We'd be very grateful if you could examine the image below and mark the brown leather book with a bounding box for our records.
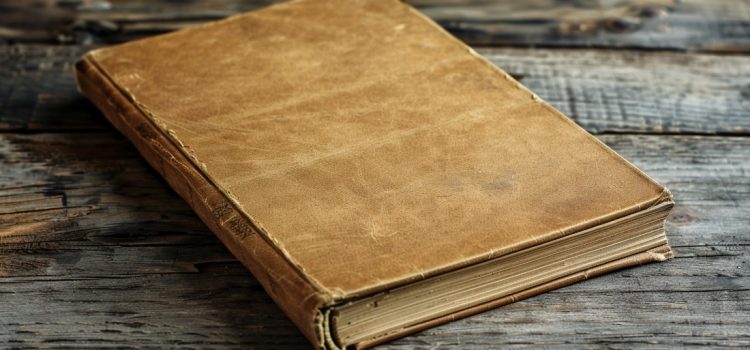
[74,0,674,348]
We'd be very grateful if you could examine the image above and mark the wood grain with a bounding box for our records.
[0,45,105,131]
[1,132,748,349]
[1,1,749,348]
[414,0,750,53]
[483,48,750,135]
[0,133,310,349]
[2,45,748,134]
[2,0,749,52]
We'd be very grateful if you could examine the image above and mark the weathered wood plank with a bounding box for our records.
[1,132,747,349]
[2,0,749,52]
[484,48,750,134]
[0,133,309,349]
[2,45,748,134]
[0,45,106,131]
[415,0,750,53]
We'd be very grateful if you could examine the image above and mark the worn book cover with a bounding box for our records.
[74,0,673,348]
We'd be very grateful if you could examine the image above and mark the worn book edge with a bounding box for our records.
[352,244,673,350]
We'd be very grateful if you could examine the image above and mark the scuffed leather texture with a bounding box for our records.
[75,0,672,348]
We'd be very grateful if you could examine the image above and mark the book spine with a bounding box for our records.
[74,57,333,349]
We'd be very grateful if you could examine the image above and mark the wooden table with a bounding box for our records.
[1,1,748,348]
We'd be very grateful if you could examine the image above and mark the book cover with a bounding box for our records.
[74,0,673,348]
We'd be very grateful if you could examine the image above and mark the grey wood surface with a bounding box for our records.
[1,0,749,349]
[2,0,750,52]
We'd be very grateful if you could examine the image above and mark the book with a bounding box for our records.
[73,0,674,348]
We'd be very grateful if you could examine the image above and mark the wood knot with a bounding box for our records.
[640,7,668,18]
[669,208,695,225]
[605,17,641,33]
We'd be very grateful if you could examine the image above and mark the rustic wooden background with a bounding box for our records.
[1,0,748,349]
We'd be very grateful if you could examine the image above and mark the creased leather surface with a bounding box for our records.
[74,0,673,348]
